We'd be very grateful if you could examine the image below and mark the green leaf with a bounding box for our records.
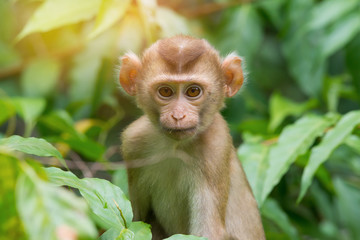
[16,0,102,41]
[298,110,360,202]
[16,163,97,240]
[260,113,339,205]
[128,222,152,240]
[215,5,263,63]
[334,178,360,239]
[0,99,15,126]
[21,58,61,98]
[0,135,64,162]
[89,0,131,39]
[321,12,360,58]
[164,234,207,240]
[261,198,300,240]
[269,93,317,131]
[306,0,358,30]
[117,228,135,240]
[45,167,133,229]
[12,97,46,126]
[62,136,105,161]
[323,76,342,112]
[238,134,269,204]
[40,110,80,137]
[345,135,360,155]
[113,168,129,199]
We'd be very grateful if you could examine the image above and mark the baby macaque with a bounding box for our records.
[119,35,265,240]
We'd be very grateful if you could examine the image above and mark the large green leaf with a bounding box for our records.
[260,113,339,205]
[261,198,300,240]
[0,135,64,163]
[215,5,263,63]
[238,134,269,204]
[45,167,133,229]
[298,110,360,202]
[321,11,360,58]
[334,178,360,240]
[20,58,61,98]
[306,0,358,30]
[16,163,97,240]
[89,0,131,39]
[164,234,207,240]
[269,93,317,131]
[16,0,102,41]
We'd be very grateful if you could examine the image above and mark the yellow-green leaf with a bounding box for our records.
[16,0,101,41]
[89,0,131,39]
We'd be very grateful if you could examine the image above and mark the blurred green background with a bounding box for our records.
[1,0,360,239]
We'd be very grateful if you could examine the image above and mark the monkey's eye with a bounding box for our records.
[185,86,202,98]
[158,86,174,98]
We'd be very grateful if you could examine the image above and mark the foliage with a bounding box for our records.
[1,0,360,239]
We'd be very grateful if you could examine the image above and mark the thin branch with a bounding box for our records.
[69,151,93,178]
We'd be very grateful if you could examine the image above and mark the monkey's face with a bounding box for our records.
[147,79,218,140]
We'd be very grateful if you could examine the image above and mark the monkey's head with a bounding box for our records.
[119,35,244,140]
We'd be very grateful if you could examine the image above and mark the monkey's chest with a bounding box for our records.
[141,158,195,234]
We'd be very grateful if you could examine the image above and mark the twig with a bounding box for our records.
[69,151,93,178]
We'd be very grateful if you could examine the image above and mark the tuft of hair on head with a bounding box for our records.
[157,35,206,72]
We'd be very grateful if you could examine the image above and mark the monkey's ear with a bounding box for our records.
[222,54,244,97]
[119,52,142,96]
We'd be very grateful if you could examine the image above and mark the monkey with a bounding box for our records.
[119,35,265,240]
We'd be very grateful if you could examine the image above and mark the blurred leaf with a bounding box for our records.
[20,58,60,98]
[12,97,46,126]
[16,0,102,41]
[269,93,317,131]
[238,135,269,204]
[261,113,339,205]
[113,168,129,199]
[62,136,105,161]
[346,33,360,97]
[164,234,207,240]
[16,163,97,240]
[299,110,360,202]
[321,11,360,58]
[306,0,358,30]
[0,99,15,126]
[215,5,263,63]
[116,10,145,54]
[261,198,300,240]
[334,178,360,239]
[0,155,25,239]
[89,0,131,39]
[345,135,360,155]
[0,42,21,69]
[41,110,80,137]
[155,7,189,38]
[323,76,342,112]
[45,167,133,229]
[0,135,64,162]
[258,0,286,30]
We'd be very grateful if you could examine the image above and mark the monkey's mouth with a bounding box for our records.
[162,127,197,133]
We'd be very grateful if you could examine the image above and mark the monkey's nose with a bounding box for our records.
[171,114,186,121]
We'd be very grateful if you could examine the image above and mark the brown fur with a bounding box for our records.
[119,36,265,240]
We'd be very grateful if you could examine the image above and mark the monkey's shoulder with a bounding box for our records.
[121,115,156,142]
